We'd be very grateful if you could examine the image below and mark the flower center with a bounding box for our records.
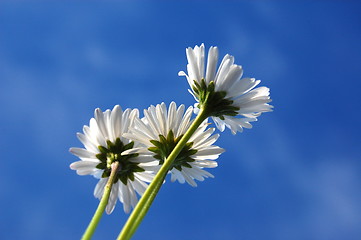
[148,130,197,171]
[192,79,240,119]
[95,138,143,185]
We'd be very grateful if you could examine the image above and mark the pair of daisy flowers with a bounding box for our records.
[70,44,273,214]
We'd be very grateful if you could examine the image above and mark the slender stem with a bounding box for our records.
[82,161,120,240]
[117,108,209,240]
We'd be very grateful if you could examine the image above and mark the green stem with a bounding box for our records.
[117,108,209,240]
[82,161,120,240]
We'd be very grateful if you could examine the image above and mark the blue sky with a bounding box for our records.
[1,1,361,240]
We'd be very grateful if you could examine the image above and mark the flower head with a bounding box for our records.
[123,102,224,187]
[70,106,157,214]
[179,43,273,134]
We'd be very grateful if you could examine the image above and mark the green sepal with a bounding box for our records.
[96,162,106,169]
[123,141,134,151]
[185,142,194,149]
[166,130,174,142]
[149,130,198,172]
[148,147,158,153]
[133,166,145,172]
[98,146,108,154]
[150,140,163,149]
[102,170,110,178]
[119,174,128,185]
[94,138,145,185]
[182,162,192,168]
[128,173,135,181]
[96,153,107,162]
[188,149,198,156]
[191,79,240,118]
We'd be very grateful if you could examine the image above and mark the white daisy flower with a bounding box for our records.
[123,102,224,187]
[178,43,273,134]
[69,105,157,214]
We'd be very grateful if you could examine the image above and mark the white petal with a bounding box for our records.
[173,104,185,135]
[69,148,96,159]
[94,178,107,199]
[227,78,260,98]
[155,102,167,136]
[188,119,209,142]
[94,108,108,139]
[144,107,162,136]
[214,54,234,88]
[120,182,131,214]
[104,109,112,139]
[235,98,272,110]
[237,105,273,114]
[195,43,205,80]
[196,146,224,156]
[212,117,226,132]
[133,156,158,164]
[170,168,185,183]
[121,147,149,155]
[77,133,98,153]
[135,172,154,183]
[132,178,148,196]
[130,117,158,142]
[127,181,138,208]
[218,65,243,92]
[193,153,221,160]
[189,125,213,145]
[180,168,197,187]
[106,182,119,214]
[76,169,95,176]
[193,133,219,149]
[176,106,193,137]
[89,118,106,147]
[185,166,205,181]
[178,70,187,77]
[205,46,219,84]
[193,160,218,168]
[119,108,131,135]
[235,86,270,103]
[70,160,99,170]
[111,105,123,140]
[185,63,195,86]
[167,102,177,132]
[83,125,100,148]
[186,46,201,82]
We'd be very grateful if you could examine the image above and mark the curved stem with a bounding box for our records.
[82,161,119,240]
[117,108,209,240]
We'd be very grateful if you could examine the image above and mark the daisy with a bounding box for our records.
[69,105,157,214]
[178,43,273,134]
[123,102,224,187]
